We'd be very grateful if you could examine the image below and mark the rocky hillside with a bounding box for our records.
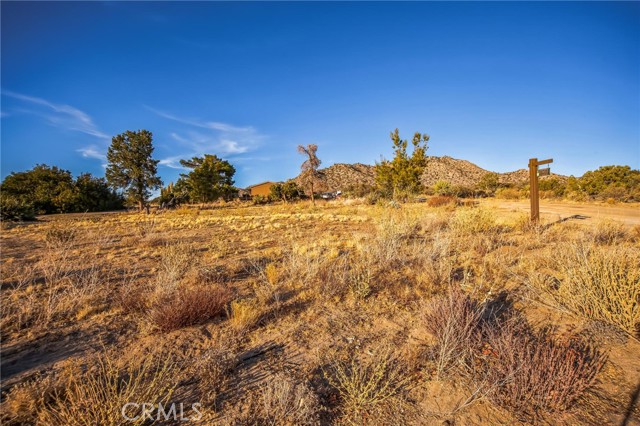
[293,157,566,192]
[294,163,375,192]
[499,168,568,185]
[421,156,489,187]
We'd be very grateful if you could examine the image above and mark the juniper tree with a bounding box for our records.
[375,129,429,200]
[179,154,236,203]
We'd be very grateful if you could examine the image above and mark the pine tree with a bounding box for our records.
[106,130,162,211]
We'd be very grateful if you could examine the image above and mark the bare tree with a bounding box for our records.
[297,144,321,206]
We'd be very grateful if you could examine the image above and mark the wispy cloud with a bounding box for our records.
[77,145,106,161]
[146,106,256,134]
[77,145,108,167]
[158,155,187,170]
[147,106,266,167]
[2,89,109,140]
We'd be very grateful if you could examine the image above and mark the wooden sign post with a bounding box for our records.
[528,157,553,223]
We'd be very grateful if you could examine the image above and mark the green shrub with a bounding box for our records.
[252,195,270,205]
[433,180,454,196]
[0,195,36,221]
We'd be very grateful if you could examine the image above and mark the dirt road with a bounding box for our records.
[481,199,640,226]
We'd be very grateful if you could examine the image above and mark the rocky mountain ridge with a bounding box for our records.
[293,156,566,192]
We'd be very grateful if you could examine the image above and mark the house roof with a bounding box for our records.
[245,181,279,190]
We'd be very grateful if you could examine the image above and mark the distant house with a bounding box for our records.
[246,181,277,197]
[237,188,251,200]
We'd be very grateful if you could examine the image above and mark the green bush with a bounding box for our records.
[252,195,270,205]
[0,195,36,221]
[433,180,454,196]
[1,165,124,214]
[581,165,639,196]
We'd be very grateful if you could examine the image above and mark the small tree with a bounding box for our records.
[375,129,429,200]
[270,181,302,203]
[297,144,321,206]
[106,130,162,211]
[74,173,124,211]
[179,154,236,203]
[478,172,500,195]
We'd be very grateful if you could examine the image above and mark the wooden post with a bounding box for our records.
[529,158,539,222]
[528,157,553,223]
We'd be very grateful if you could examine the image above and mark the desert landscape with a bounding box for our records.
[2,2,639,425]
[1,195,639,425]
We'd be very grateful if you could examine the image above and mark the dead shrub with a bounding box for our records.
[227,298,263,332]
[368,215,416,267]
[149,285,232,332]
[44,225,77,249]
[155,244,198,293]
[478,318,607,418]
[1,374,59,425]
[256,373,321,425]
[346,250,374,300]
[424,289,607,420]
[117,282,148,315]
[191,343,236,408]
[423,288,484,377]
[427,195,457,208]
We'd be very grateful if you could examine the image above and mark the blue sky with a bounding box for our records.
[2,1,639,188]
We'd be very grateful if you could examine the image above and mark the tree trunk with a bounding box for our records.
[138,200,144,212]
[310,181,315,206]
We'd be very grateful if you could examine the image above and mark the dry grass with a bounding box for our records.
[427,195,457,208]
[244,373,322,426]
[324,349,409,425]
[450,207,499,234]
[556,242,640,335]
[3,353,178,426]
[227,298,263,332]
[1,201,636,426]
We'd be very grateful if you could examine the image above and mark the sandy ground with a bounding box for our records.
[481,199,640,226]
